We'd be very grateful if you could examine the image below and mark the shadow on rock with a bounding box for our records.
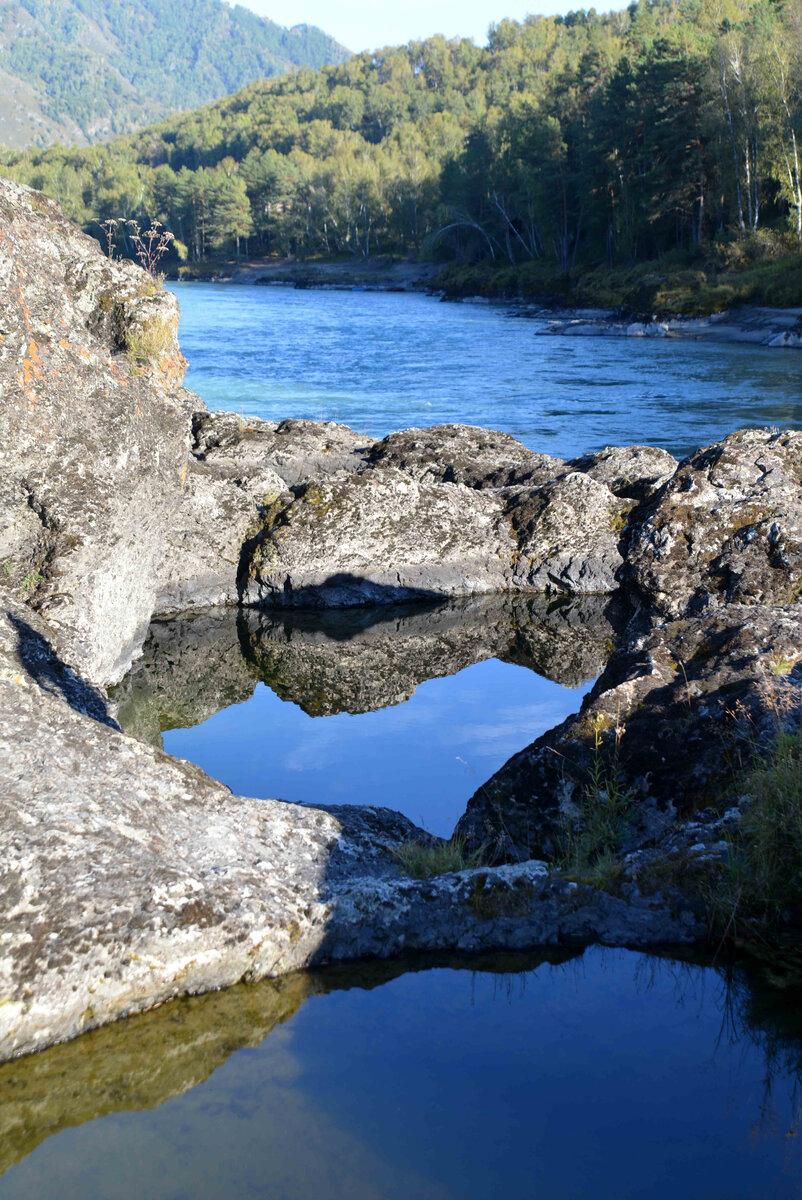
[6,611,117,728]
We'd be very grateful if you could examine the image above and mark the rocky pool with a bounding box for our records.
[3,285,800,1198]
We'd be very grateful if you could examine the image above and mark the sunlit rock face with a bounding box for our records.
[627,429,802,618]
[366,423,565,490]
[0,178,192,685]
[568,444,677,503]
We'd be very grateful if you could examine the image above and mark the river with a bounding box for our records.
[3,285,801,1199]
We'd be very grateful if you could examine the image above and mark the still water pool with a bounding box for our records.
[171,282,802,459]
[113,596,607,836]
[5,288,801,1198]
[2,948,801,1199]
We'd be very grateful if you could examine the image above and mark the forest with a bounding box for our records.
[2,0,802,306]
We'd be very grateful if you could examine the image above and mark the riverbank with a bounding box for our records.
[172,251,802,349]
[173,254,442,291]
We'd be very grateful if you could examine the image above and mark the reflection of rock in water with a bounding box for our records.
[111,608,257,746]
[0,947,578,1180]
[3,946,801,1180]
[113,594,620,735]
[0,972,316,1179]
[244,593,620,715]
[501,593,619,689]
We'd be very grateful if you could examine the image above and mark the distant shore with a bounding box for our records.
[170,255,802,350]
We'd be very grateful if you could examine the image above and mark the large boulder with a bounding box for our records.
[243,467,516,607]
[241,462,632,609]
[367,423,565,489]
[0,178,192,685]
[456,604,802,862]
[627,429,802,618]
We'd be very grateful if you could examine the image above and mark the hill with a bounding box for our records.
[0,0,350,147]
[2,0,801,312]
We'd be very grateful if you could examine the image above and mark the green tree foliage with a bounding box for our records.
[2,0,802,270]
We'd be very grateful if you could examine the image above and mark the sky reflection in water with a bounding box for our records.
[1,948,801,1200]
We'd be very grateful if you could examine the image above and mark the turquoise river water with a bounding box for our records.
[3,286,801,1199]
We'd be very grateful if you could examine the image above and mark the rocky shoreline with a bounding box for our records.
[1,178,800,1063]
[530,305,802,349]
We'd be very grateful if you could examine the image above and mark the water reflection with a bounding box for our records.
[112,595,618,833]
[114,593,618,744]
[1,948,801,1198]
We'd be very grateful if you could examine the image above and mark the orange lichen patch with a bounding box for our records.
[137,404,142,419]
[18,339,46,397]
[179,461,188,490]
[15,268,32,333]
[157,351,188,387]
[59,338,70,350]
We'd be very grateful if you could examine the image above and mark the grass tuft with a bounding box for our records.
[391,836,484,879]
[724,727,802,926]
[125,317,174,364]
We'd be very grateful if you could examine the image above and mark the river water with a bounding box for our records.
[4,286,801,1198]
[173,283,801,459]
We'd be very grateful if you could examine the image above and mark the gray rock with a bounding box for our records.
[627,428,802,617]
[193,412,373,487]
[2,183,797,1070]
[457,603,802,862]
[243,467,517,607]
[367,423,565,489]
[155,457,287,613]
[569,444,678,502]
[0,178,192,686]
[505,472,633,594]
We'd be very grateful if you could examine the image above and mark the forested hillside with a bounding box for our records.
[3,0,802,308]
[0,0,349,147]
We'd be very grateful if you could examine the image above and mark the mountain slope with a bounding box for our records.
[0,0,350,147]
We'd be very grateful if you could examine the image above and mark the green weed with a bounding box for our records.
[391,835,485,879]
